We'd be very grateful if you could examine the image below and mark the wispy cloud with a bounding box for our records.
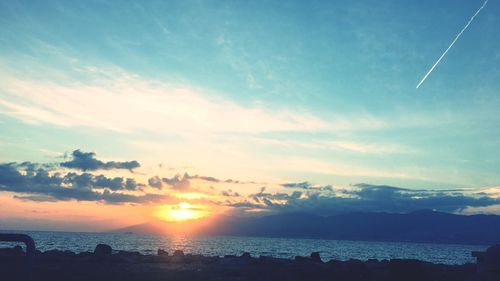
[324,141,413,154]
[0,63,329,134]
[0,56,448,136]
[273,156,422,180]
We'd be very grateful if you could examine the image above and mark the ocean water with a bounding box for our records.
[0,230,487,265]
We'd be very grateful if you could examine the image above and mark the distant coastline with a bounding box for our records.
[115,210,500,246]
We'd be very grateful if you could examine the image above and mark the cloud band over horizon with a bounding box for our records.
[1,149,499,219]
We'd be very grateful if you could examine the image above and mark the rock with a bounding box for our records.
[116,250,140,256]
[0,246,486,281]
[310,252,321,262]
[240,252,251,259]
[202,256,219,264]
[111,250,141,263]
[0,246,24,256]
[171,250,186,263]
[295,255,309,262]
[43,249,63,257]
[474,244,500,281]
[173,250,184,257]
[77,251,93,258]
[389,259,429,281]
[94,244,112,256]
[343,259,367,272]
[365,259,385,270]
[38,249,76,262]
[13,245,23,253]
[63,250,76,256]
[485,244,500,265]
[180,254,204,264]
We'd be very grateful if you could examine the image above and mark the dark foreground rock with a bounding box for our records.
[0,244,498,281]
[94,244,112,256]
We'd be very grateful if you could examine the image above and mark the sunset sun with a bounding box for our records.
[162,202,207,222]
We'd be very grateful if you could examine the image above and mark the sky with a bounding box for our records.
[0,0,499,231]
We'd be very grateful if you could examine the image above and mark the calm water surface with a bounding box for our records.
[0,230,487,265]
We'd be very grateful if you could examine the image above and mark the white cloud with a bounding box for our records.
[0,65,329,134]
[276,156,422,180]
[459,204,500,215]
[0,56,449,137]
[237,136,414,154]
[323,140,414,154]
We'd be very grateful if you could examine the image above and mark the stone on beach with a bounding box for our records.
[1,243,499,281]
[294,252,322,263]
[0,245,24,256]
[173,250,184,257]
[473,244,500,281]
[94,244,112,256]
[310,252,321,262]
[240,252,251,259]
[157,249,168,256]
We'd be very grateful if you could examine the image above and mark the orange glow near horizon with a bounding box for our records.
[160,202,208,222]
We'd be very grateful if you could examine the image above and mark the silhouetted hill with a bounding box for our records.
[115,210,500,245]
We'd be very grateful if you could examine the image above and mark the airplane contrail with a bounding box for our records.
[416,0,489,89]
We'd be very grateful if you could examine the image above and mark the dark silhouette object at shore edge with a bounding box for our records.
[472,245,500,281]
[1,235,500,280]
[0,233,36,278]
[94,244,112,256]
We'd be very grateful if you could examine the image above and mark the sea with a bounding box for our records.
[0,230,488,265]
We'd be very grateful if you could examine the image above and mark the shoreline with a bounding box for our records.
[1,244,499,281]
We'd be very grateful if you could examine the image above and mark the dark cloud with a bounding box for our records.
[186,174,220,182]
[60,150,140,172]
[281,181,313,189]
[94,175,126,190]
[148,176,163,189]
[99,190,168,204]
[149,172,255,191]
[0,163,168,204]
[162,173,191,191]
[342,184,500,213]
[62,172,138,191]
[223,179,257,184]
[281,181,333,191]
[125,178,139,190]
[321,185,333,192]
[241,183,500,215]
[159,172,224,191]
[154,173,219,191]
[3,152,500,215]
[224,201,265,209]
[13,194,59,202]
[221,189,240,197]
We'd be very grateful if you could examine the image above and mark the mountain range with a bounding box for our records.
[114,210,500,245]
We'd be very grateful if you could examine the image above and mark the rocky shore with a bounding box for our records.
[1,244,499,281]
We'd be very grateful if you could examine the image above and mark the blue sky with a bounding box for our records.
[1,0,499,194]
